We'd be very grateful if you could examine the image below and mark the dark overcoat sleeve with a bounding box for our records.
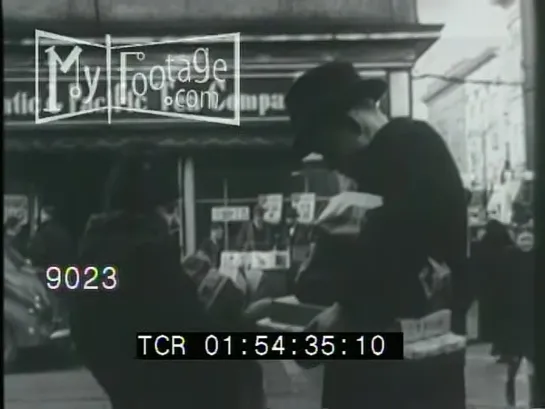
[337,119,469,330]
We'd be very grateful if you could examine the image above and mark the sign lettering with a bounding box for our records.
[4,77,291,125]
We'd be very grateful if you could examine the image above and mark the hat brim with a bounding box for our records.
[291,78,388,159]
[352,78,388,103]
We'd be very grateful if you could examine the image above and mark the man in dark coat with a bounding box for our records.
[493,228,534,407]
[235,204,274,251]
[285,61,469,409]
[471,219,515,346]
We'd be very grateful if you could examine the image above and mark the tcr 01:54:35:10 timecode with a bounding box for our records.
[44,266,119,291]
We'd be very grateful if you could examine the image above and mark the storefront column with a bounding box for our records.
[29,185,39,236]
[183,157,197,256]
[388,70,412,117]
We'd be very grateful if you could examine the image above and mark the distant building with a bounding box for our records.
[490,0,534,170]
[423,43,527,224]
[422,47,502,189]
[417,0,530,224]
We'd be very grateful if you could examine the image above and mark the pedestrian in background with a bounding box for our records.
[11,221,31,258]
[199,223,224,268]
[235,204,274,251]
[471,219,515,350]
[492,228,534,408]
[29,206,76,283]
[274,205,300,250]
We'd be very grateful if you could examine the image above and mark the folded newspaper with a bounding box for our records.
[314,191,383,237]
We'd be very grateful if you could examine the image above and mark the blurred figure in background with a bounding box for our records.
[29,206,76,276]
[492,228,534,408]
[235,204,273,251]
[158,200,184,257]
[199,223,224,268]
[274,206,300,250]
[471,219,516,350]
[4,216,22,246]
[11,221,31,258]
[275,206,304,291]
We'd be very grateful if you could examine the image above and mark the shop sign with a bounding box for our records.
[220,251,245,270]
[4,195,29,224]
[291,193,316,224]
[258,194,283,224]
[248,251,277,270]
[4,76,292,125]
[211,206,250,222]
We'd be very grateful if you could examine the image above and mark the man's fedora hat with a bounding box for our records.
[285,61,387,158]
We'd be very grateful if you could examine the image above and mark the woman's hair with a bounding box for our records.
[103,151,174,213]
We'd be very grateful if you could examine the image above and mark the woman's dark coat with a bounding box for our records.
[68,211,263,409]
[296,118,468,409]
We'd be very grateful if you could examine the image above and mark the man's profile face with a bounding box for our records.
[301,102,386,171]
[348,105,387,147]
[313,114,361,170]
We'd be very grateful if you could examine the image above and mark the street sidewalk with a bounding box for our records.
[4,344,531,409]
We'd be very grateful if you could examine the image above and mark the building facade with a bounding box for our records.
[488,0,534,170]
[4,0,441,255]
[422,0,531,223]
[422,48,501,188]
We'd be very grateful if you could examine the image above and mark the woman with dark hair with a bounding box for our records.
[471,219,516,347]
[68,152,264,409]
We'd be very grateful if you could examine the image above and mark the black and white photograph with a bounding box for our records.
[3,0,538,408]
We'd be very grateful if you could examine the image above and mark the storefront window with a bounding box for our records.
[193,151,345,252]
[194,152,295,250]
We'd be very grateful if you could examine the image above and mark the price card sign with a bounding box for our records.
[258,194,283,224]
[4,195,28,224]
[249,251,276,270]
[211,206,250,222]
[291,193,316,224]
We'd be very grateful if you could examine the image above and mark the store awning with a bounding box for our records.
[4,125,292,152]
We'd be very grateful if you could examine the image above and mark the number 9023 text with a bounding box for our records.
[45,266,119,291]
